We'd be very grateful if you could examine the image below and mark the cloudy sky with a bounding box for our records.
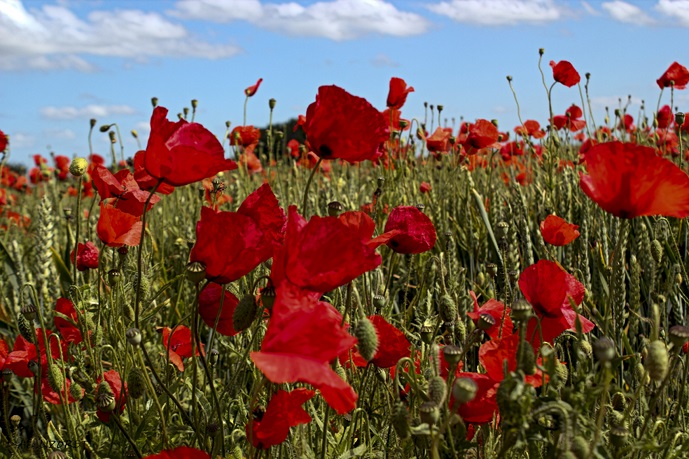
[1,0,688,165]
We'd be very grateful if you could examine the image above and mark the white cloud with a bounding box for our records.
[43,128,76,140]
[427,0,563,26]
[371,53,400,68]
[40,104,137,120]
[5,132,35,149]
[580,2,600,16]
[589,95,643,109]
[173,0,430,40]
[656,0,689,26]
[602,1,655,25]
[0,0,241,71]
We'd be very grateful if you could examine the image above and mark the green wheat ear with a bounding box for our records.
[35,195,58,302]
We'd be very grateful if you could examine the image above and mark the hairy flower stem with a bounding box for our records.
[301,157,323,217]
[72,176,83,283]
[111,412,142,458]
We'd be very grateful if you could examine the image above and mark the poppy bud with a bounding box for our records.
[452,377,478,404]
[69,157,88,177]
[21,303,37,322]
[208,348,220,366]
[185,261,206,284]
[439,294,457,324]
[133,275,150,302]
[427,376,447,406]
[126,327,142,346]
[517,340,536,375]
[645,340,668,382]
[372,294,386,312]
[539,48,545,55]
[90,118,97,128]
[391,402,411,439]
[327,201,344,217]
[109,130,116,143]
[151,97,158,107]
[676,112,685,126]
[2,369,12,382]
[354,317,379,362]
[47,364,64,393]
[17,314,35,343]
[577,339,592,359]
[399,119,409,129]
[553,361,568,388]
[128,368,146,399]
[191,99,198,109]
[611,391,626,411]
[233,294,258,333]
[269,98,276,110]
[334,360,347,382]
[69,382,84,401]
[99,124,112,133]
[593,336,615,363]
[419,401,440,426]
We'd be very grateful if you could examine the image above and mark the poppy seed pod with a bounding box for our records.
[17,314,34,343]
[259,285,276,311]
[510,299,532,323]
[96,390,116,413]
[420,325,435,345]
[327,201,344,217]
[20,303,37,322]
[126,327,142,346]
[669,325,689,348]
[354,317,379,362]
[452,377,478,404]
[69,157,88,177]
[645,340,669,382]
[477,313,496,331]
[233,294,258,333]
[419,401,440,426]
[69,382,84,401]
[185,261,206,284]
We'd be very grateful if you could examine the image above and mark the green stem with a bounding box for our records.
[301,157,323,217]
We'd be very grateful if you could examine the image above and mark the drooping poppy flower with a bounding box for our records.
[462,119,501,154]
[245,78,263,97]
[299,85,389,163]
[198,283,240,336]
[96,202,143,248]
[54,298,83,344]
[656,105,673,130]
[452,372,499,424]
[230,126,261,154]
[142,446,210,459]
[190,183,286,284]
[387,77,414,110]
[0,130,7,153]
[270,206,382,295]
[579,141,689,219]
[341,315,410,369]
[144,106,237,187]
[539,215,580,246]
[251,287,358,414]
[247,388,315,449]
[70,241,99,271]
[549,60,580,87]
[159,325,203,372]
[514,120,545,139]
[656,62,689,90]
[518,260,594,345]
[96,370,127,423]
[383,206,436,254]
[467,291,512,340]
[420,182,432,194]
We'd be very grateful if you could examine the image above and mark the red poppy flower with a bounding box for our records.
[656,105,673,129]
[70,241,99,271]
[0,130,7,153]
[133,151,175,194]
[387,77,414,110]
[190,183,285,284]
[34,154,47,166]
[300,85,389,163]
[553,105,586,132]
[270,206,382,295]
[420,182,432,194]
[144,106,237,187]
[230,126,261,154]
[198,283,240,336]
[452,372,499,424]
[96,202,143,248]
[382,108,410,132]
[518,260,594,345]
[426,127,452,155]
[0,339,8,371]
[657,62,689,89]
[6,330,65,378]
[240,150,263,174]
[286,139,301,159]
[245,78,263,97]
[143,447,210,459]
[54,155,70,180]
[549,60,580,87]
[580,141,689,219]
[539,215,580,246]
[462,119,501,154]
[467,291,512,340]
[40,374,82,405]
[383,206,436,254]
[96,370,127,422]
[251,288,358,414]
[247,388,315,449]
[55,298,82,344]
[160,325,203,372]
[478,332,544,387]
[341,315,410,369]
[514,120,545,139]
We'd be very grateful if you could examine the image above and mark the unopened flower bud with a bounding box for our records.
[233,294,258,332]
[354,316,379,362]
[151,97,158,107]
[69,157,88,177]
[427,376,447,406]
[645,340,668,382]
[439,294,457,324]
[99,124,112,133]
[128,368,146,399]
[69,382,84,401]
[47,364,64,393]
[269,98,276,110]
[126,327,142,346]
[391,402,410,439]
[259,285,276,311]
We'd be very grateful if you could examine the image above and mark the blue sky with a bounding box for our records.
[1,0,688,165]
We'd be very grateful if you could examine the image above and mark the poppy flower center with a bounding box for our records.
[319,145,333,157]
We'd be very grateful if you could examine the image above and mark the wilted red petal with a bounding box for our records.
[579,141,689,218]
[383,206,436,254]
[539,214,580,246]
[657,61,689,90]
[247,388,314,449]
[245,78,263,97]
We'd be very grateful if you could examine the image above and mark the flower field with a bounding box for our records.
[1,57,689,459]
